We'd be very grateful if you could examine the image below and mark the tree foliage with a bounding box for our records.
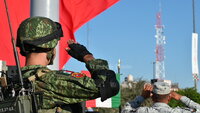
[120,79,153,108]
[93,81,200,113]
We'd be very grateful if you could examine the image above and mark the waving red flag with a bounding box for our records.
[59,0,119,69]
[0,0,29,66]
[0,0,119,69]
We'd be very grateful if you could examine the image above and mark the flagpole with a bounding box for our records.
[192,0,198,90]
[192,0,196,33]
[30,0,60,70]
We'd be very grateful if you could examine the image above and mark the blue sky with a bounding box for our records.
[65,0,200,91]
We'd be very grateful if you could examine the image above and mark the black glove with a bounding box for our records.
[67,43,92,62]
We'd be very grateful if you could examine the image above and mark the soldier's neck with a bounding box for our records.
[154,100,169,104]
[25,53,49,66]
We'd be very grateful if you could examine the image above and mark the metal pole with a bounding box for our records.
[153,62,156,79]
[192,0,198,91]
[31,0,60,70]
[4,0,25,92]
[192,0,196,33]
[193,74,198,91]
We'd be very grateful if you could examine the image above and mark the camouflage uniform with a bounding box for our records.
[21,59,108,109]
[17,17,119,113]
[121,96,200,113]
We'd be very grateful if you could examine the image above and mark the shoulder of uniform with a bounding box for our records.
[37,68,51,75]
[28,68,51,81]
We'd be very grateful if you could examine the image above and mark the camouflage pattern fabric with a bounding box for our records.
[122,96,200,113]
[38,107,71,113]
[21,59,109,110]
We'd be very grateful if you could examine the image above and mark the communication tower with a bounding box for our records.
[154,12,166,80]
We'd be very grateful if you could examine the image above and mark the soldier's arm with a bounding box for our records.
[66,40,119,102]
[66,39,109,71]
[121,83,152,113]
[84,55,119,102]
[83,54,95,62]
[121,96,145,113]
[171,92,200,112]
[180,96,200,111]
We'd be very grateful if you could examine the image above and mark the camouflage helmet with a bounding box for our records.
[17,16,63,56]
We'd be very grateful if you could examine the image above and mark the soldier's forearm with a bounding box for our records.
[129,96,145,108]
[121,96,144,113]
[85,59,109,73]
[180,96,200,110]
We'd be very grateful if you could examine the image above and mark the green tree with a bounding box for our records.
[169,88,200,108]
[121,79,153,108]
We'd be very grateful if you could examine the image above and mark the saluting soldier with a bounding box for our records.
[16,16,119,113]
[121,82,200,113]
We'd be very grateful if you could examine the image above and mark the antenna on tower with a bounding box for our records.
[159,0,162,12]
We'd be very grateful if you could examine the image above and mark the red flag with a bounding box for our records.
[0,0,29,66]
[0,0,119,68]
[59,0,119,69]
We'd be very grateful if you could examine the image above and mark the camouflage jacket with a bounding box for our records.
[121,96,200,113]
[21,59,109,109]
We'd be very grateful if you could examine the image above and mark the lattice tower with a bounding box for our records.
[154,12,166,80]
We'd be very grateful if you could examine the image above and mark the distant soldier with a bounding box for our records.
[121,82,200,113]
[16,16,119,113]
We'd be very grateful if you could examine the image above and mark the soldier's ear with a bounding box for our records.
[46,48,56,65]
